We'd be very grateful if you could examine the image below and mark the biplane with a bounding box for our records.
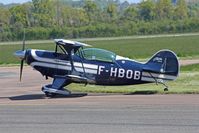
[14,39,179,97]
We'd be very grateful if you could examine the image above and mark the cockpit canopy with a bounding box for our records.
[79,48,116,63]
[54,39,116,63]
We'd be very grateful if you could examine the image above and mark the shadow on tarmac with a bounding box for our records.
[3,90,158,101]
[125,90,158,95]
[9,93,88,100]
[9,94,45,100]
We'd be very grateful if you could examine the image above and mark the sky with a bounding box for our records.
[0,0,142,5]
[0,0,31,4]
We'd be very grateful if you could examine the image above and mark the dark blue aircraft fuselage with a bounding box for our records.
[25,49,148,86]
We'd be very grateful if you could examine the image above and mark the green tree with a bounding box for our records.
[0,7,10,26]
[175,0,188,19]
[32,0,55,27]
[188,2,199,18]
[139,0,155,21]
[9,4,30,27]
[107,3,117,18]
[0,0,199,41]
[123,6,138,21]
[60,5,89,27]
[155,0,174,19]
[83,0,99,23]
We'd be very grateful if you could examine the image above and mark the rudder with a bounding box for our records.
[143,50,179,81]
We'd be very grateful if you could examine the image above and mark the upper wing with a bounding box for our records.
[54,39,91,53]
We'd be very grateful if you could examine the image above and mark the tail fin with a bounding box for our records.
[143,50,179,81]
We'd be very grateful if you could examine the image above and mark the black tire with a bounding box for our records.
[164,88,169,91]
[45,92,56,98]
[41,87,44,91]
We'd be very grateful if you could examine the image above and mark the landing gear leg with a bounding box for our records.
[161,81,169,92]
[149,72,169,92]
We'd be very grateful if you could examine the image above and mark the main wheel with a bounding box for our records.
[45,92,56,98]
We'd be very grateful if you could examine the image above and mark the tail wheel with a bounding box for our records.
[164,88,169,91]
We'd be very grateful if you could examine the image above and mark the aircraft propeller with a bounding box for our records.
[14,29,26,81]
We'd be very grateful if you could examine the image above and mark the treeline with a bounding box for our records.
[0,0,199,41]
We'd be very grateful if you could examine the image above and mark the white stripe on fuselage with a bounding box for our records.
[141,71,177,83]
[115,55,144,64]
[30,62,98,74]
[31,49,98,70]
[141,77,167,82]
[142,72,177,80]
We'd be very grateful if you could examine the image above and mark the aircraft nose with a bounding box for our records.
[14,50,26,59]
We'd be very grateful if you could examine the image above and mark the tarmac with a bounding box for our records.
[0,66,199,133]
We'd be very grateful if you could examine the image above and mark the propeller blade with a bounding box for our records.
[20,59,24,82]
[22,29,25,51]
[18,28,26,81]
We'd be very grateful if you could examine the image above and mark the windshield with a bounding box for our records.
[80,48,116,63]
